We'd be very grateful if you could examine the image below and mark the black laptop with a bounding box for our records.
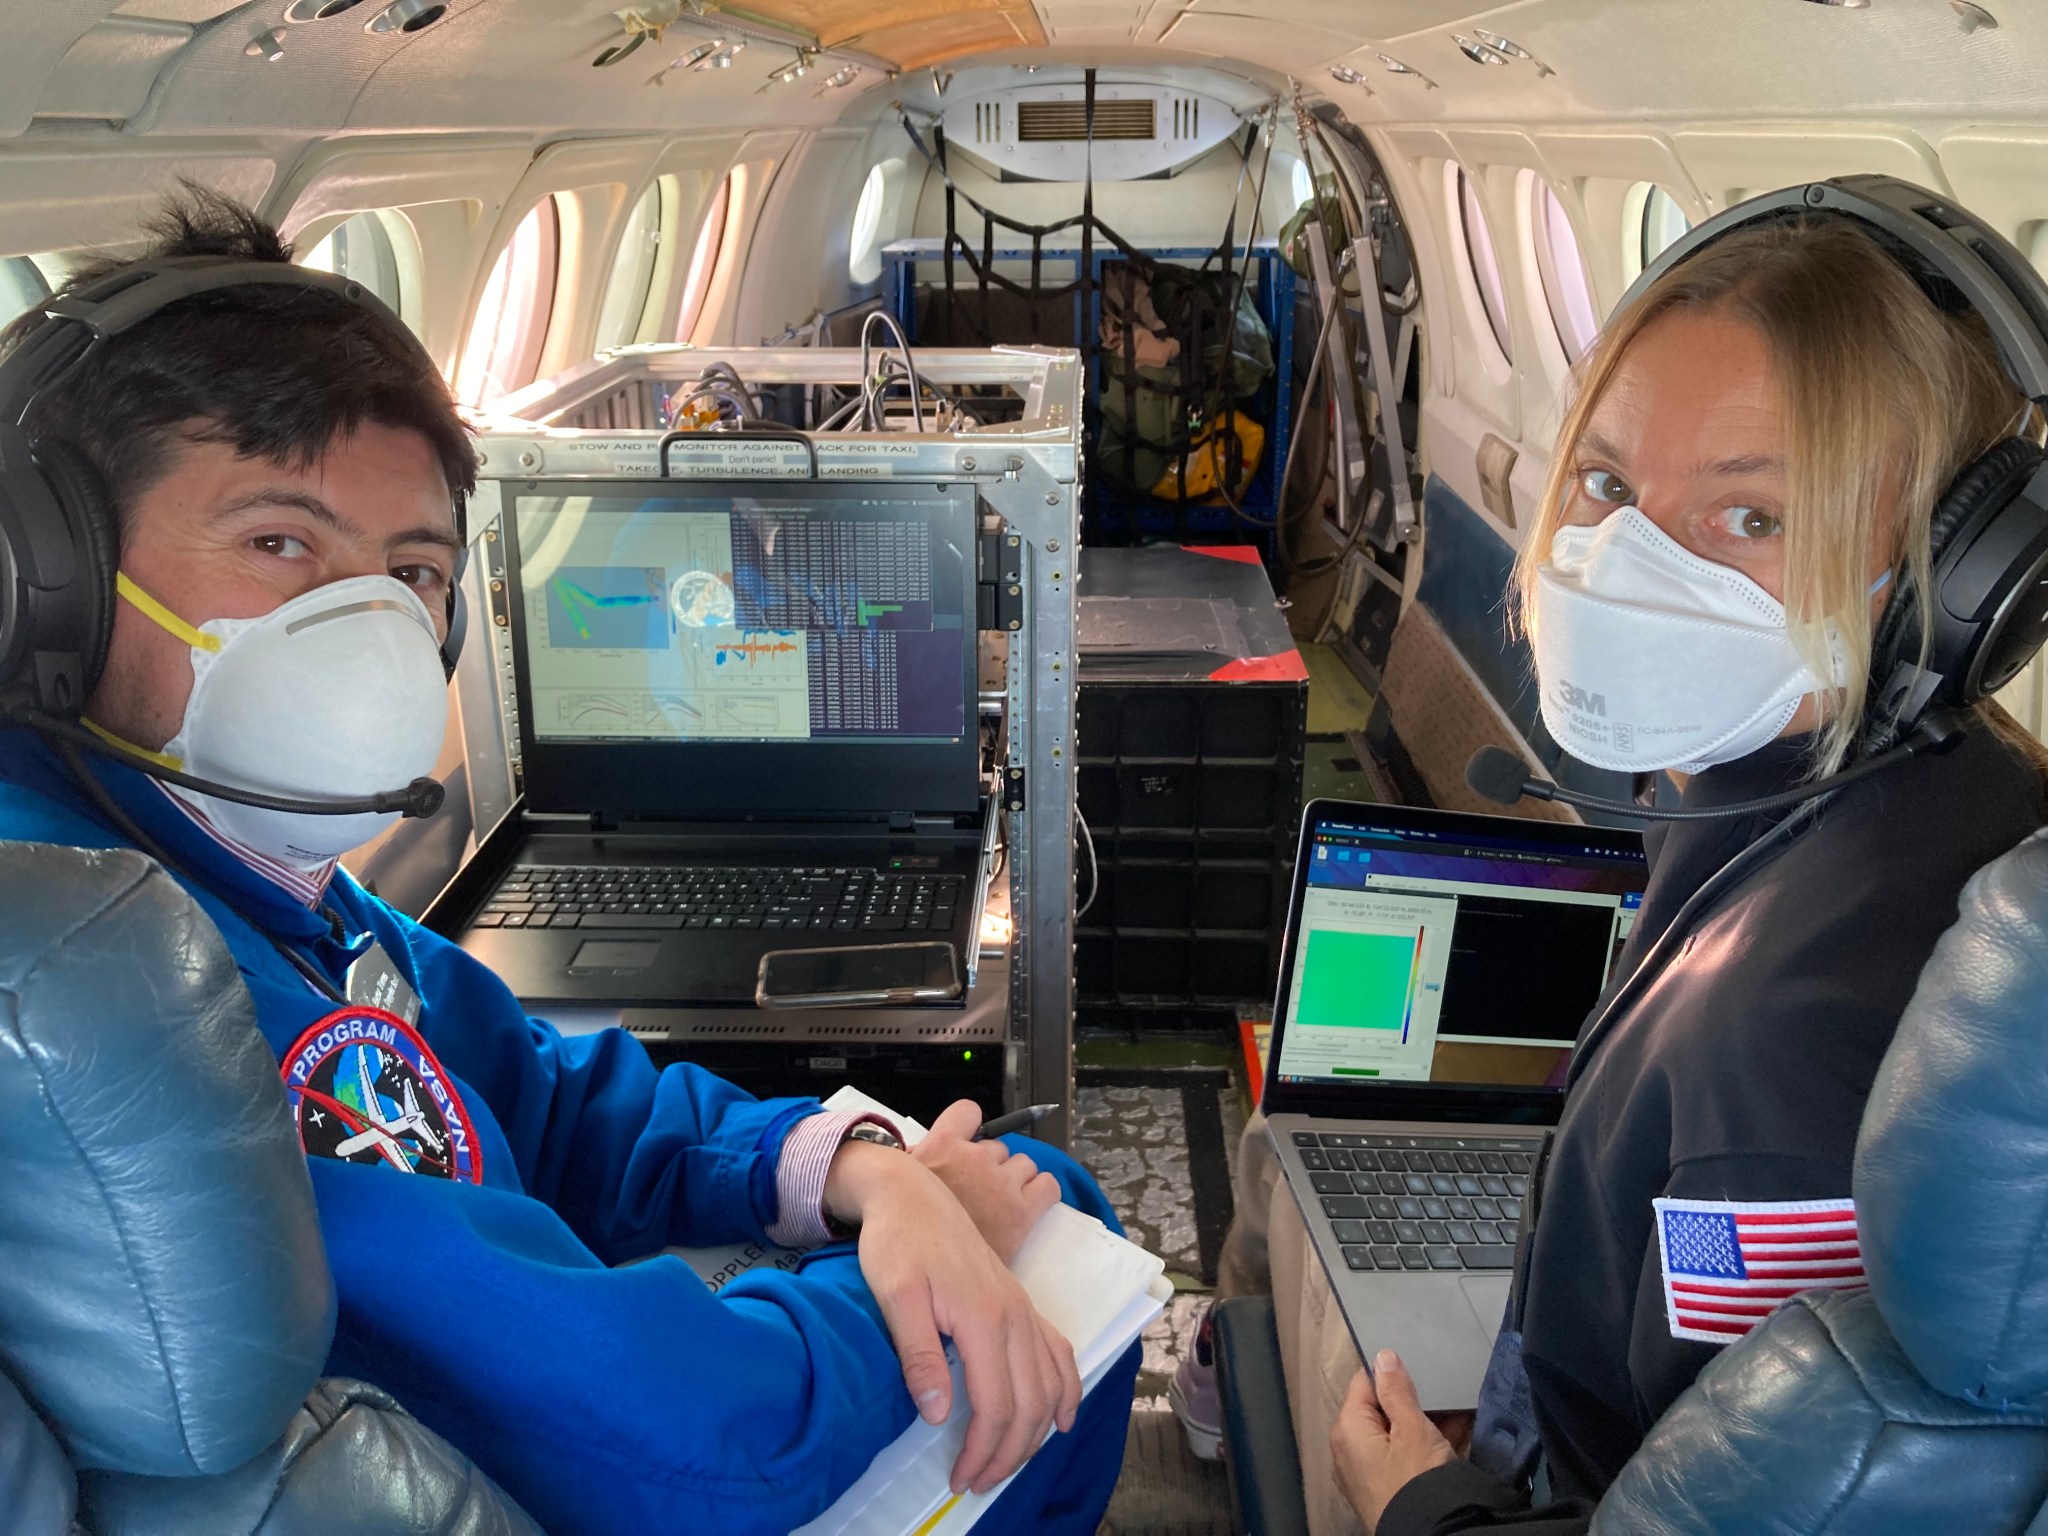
[457,478,990,1007]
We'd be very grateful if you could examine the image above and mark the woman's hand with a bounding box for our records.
[824,1140,1082,1494]
[909,1099,1063,1261]
[1329,1351,1462,1534]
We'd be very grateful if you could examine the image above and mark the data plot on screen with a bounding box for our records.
[1295,929,1420,1033]
[545,567,671,651]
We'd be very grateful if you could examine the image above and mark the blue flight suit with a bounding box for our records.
[0,729,1137,1536]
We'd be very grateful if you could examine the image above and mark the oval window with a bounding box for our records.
[1533,180,1598,360]
[1641,185,1692,270]
[1457,166,1513,362]
[456,199,561,405]
[676,173,734,342]
[594,180,666,352]
[300,211,406,314]
[848,162,891,285]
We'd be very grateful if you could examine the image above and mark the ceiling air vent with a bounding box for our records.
[1016,98,1156,142]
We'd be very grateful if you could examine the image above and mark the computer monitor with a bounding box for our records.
[1265,799,1648,1119]
[503,479,982,819]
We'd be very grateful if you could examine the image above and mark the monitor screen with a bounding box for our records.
[512,486,972,745]
[502,479,982,819]
[1273,809,1646,1093]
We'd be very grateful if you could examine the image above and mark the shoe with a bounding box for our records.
[1168,1306,1222,1462]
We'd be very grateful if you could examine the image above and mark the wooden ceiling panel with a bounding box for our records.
[733,0,1046,65]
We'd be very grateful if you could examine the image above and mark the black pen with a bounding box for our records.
[974,1102,1061,1140]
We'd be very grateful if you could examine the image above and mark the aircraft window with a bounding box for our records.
[300,211,406,315]
[1532,179,1598,360]
[0,255,51,330]
[676,171,733,342]
[594,179,669,352]
[849,162,890,285]
[1289,156,1314,210]
[1456,166,1513,361]
[1641,185,1692,270]
[457,197,561,406]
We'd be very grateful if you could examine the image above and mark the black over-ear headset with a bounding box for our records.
[1468,174,2048,823]
[0,256,468,819]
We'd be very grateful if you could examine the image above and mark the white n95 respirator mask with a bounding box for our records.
[110,573,450,862]
[1530,508,1839,775]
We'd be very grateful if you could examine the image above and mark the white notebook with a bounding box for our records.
[676,1089,1168,1536]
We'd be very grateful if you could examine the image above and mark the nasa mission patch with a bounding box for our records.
[280,1007,483,1184]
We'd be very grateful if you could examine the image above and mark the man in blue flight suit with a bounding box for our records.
[0,191,1137,1535]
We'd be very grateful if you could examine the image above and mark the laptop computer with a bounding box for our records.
[456,478,992,1007]
[1263,797,1647,1410]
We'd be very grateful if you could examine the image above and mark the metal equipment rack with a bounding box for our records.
[449,344,1084,1145]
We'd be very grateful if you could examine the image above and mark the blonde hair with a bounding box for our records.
[1516,215,2025,774]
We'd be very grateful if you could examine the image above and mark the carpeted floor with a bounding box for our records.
[1075,1068,1245,1536]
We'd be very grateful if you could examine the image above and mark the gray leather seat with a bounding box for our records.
[0,840,541,1536]
[1598,827,2048,1534]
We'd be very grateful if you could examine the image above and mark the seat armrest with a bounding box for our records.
[1214,1295,1312,1536]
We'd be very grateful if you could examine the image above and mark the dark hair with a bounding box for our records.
[0,184,476,532]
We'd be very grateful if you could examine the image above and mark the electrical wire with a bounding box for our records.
[859,309,925,432]
[1074,808,1099,918]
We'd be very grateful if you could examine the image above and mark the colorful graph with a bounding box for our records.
[712,635,802,667]
[858,601,905,626]
[546,566,669,650]
[1297,929,1420,1037]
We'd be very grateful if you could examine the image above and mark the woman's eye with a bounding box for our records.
[1579,469,1631,505]
[1715,506,1783,540]
[252,533,311,560]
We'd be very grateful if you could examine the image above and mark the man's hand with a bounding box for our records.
[824,1140,1082,1494]
[910,1100,1062,1261]
[1329,1351,1461,1534]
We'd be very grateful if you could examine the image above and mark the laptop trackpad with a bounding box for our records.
[569,941,662,974]
[1459,1273,1513,1336]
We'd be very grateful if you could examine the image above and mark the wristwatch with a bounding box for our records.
[825,1119,906,1239]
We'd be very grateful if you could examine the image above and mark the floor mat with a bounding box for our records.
[1302,640,1376,736]
[1072,1068,1237,1285]
[1104,1295,1234,1536]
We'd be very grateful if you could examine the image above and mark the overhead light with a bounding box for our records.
[1795,0,1870,6]
[283,0,365,19]
[1472,29,1553,75]
[818,64,861,89]
[770,50,814,84]
[244,25,287,58]
[691,39,744,68]
[364,0,446,33]
[1452,33,1511,65]
[1328,64,1369,87]
[1951,0,1996,28]
[1375,52,1437,87]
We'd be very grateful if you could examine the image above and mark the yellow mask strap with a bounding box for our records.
[116,573,221,654]
[80,717,184,772]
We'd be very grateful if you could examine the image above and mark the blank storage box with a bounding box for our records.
[1075,546,1307,1018]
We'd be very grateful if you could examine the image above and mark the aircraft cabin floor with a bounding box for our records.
[1082,642,1381,1534]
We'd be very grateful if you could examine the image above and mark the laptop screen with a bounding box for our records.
[1268,799,1646,1113]
[503,479,982,819]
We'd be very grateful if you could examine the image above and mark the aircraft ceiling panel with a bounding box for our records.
[727,0,1048,66]
[1038,0,1145,45]
[1155,11,1357,71]
[111,0,248,20]
[0,1,126,138]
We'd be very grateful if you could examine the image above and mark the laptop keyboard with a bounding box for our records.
[1291,1131,1538,1274]
[471,865,966,933]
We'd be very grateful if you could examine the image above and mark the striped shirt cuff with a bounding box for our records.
[766,1110,904,1249]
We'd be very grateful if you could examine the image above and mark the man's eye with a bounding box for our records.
[252,533,311,559]
[1579,470,1631,505]
[394,564,446,593]
[1715,506,1783,540]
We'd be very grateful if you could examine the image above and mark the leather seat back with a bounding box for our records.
[1597,829,2048,1534]
[0,840,335,1476]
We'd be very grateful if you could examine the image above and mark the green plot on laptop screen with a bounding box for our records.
[1296,929,1421,1040]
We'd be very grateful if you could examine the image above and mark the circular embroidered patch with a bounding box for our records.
[280,1007,482,1184]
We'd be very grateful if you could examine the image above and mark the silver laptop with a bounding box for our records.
[1263,797,1646,1410]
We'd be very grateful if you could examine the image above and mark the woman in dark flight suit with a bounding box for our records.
[1328,203,2048,1534]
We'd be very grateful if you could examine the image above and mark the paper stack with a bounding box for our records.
[726,1088,1168,1536]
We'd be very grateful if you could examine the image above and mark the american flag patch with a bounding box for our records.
[1652,1197,1865,1345]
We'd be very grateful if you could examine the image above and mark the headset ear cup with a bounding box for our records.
[1869,435,2047,735]
[29,438,119,710]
